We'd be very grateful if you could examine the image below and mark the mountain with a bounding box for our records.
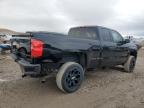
[0,28,22,35]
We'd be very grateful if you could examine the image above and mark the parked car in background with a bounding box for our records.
[0,42,11,54]
[11,26,137,93]
[125,36,144,49]
[0,35,12,42]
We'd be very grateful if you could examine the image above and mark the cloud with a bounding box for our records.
[0,0,74,32]
[58,0,117,25]
[114,17,144,35]
[0,0,144,35]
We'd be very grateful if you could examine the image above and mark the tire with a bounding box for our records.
[56,62,84,93]
[124,56,136,73]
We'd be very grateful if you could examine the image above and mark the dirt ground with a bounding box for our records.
[0,49,144,108]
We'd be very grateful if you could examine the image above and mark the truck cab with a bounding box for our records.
[69,26,137,68]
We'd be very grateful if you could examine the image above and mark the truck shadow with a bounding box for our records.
[110,66,126,73]
[0,65,129,100]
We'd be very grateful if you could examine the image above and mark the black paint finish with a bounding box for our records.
[11,26,137,74]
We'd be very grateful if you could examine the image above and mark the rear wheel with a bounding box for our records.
[56,62,84,93]
[124,56,136,73]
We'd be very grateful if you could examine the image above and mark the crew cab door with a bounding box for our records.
[110,30,129,64]
[68,27,101,68]
[87,37,101,68]
[77,28,101,68]
[99,28,117,66]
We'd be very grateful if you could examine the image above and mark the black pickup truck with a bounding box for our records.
[11,26,137,93]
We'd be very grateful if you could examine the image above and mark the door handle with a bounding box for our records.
[92,46,101,50]
[89,43,94,45]
[89,43,101,50]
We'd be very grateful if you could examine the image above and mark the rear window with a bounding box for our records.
[68,28,99,40]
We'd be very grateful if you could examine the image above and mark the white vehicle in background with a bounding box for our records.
[125,36,144,49]
[1,35,12,42]
[0,35,12,53]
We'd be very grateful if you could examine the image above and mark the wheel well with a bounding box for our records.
[59,53,87,69]
[130,50,137,59]
[78,53,87,69]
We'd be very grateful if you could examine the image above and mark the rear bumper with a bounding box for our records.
[11,54,41,76]
[18,60,41,75]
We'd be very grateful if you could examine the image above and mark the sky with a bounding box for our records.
[0,0,144,36]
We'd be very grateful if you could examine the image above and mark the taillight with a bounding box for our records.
[31,39,44,58]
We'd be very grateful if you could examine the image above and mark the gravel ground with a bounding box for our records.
[0,49,144,108]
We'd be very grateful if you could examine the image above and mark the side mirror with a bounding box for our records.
[117,39,130,46]
[124,39,130,43]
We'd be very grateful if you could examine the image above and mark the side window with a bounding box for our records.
[111,31,123,43]
[101,28,112,42]
[84,29,98,40]
[69,28,99,40]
